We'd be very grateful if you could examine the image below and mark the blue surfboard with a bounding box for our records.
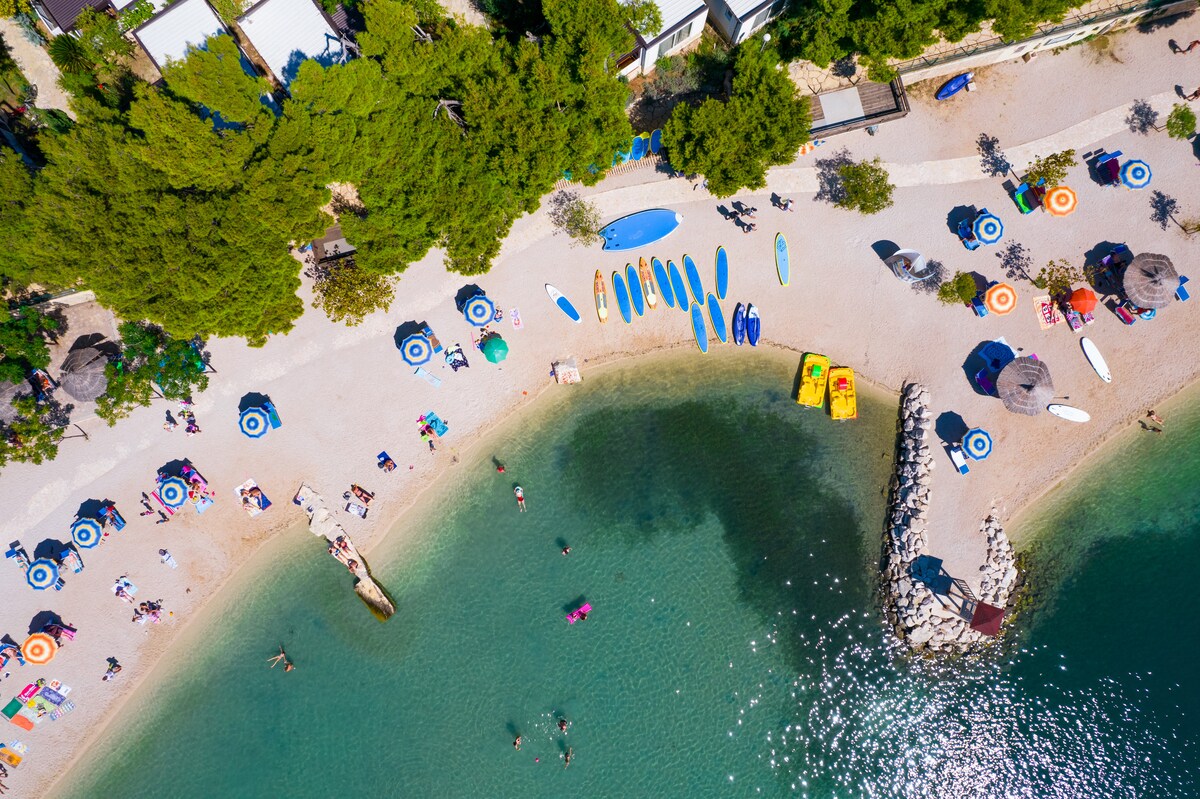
[668,260,689,314]
[732,303,746,346]
[545,284,581,323]
[715,246,728,301]
[689,302,708,354]
[746,304,760,346]
[631,135,647,161]
[612,271,633,324]
[652,257,674,309]
[598,209,682,252]
[683,254,704,305]
[775,233,790,287]
[626,263,645,317]
[649,129,662,154]
[706,293,727,344]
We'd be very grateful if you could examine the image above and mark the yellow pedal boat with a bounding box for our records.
[828,367,857,420]
[796,353,830,408]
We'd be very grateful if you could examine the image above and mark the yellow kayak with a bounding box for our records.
[594,270,608,323]
[828,367,857,420]
[796,353,830,408]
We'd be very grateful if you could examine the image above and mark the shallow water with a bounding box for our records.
[67,354,1199,798]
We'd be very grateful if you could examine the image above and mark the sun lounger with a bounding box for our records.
[345,502,368,519]
[1065,309,1083,332]
[949,446,970,475]
[58,545,84,574]
[100,504,126,531]
[1096,150,1122,185]
[971,295,988,317]
[422,411,449,437]
[420,324,444,354]
[415,367,442,387]
[235,479,271,517]
[1177,276,1191,302]
[264,401,282,429]
[974,368,995,395]
[5,545,30,573]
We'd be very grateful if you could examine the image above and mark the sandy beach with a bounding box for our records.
[5,17,1200,797]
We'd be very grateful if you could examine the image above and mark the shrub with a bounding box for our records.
[1166,103,1197,141]
[835,157,894,215]
[936,271,977,306]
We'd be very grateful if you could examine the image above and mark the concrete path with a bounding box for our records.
[0,17,73,116]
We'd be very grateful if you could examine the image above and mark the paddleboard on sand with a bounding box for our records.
[706,293,728,344]
[689,302,709,354]
[1048,404,1090,423]
[715,246,729,301]
[593,270,608,324]
[598,209,682,251]
[649,129,662,154]
[612,271,633,324]
[668,260,689,314]
[545,284,581,324]
[775,233,790,286]
[626,263,645,316]
[1080,337,1111,383]
[639,258,657,310]
[746,304,761,346]
[732,303,746,346]
[652,257,674,308]
[683,254,704,305]
[631,135,647,161]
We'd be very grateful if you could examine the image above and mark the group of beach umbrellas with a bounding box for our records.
[400,291,508,368]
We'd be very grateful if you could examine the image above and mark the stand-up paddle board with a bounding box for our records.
[1048,404,1090,423]
[546,284,581,323]
[1080,337,1111,383]
[715,246,728,301]
[612,271,632,324]
[668,260,689,314]
[683,255,704,305]
[649,129,662,154]
[598,209,682,251]
[652,257,674,309]
[639,258,657,310]
[775,233,790,286]
[593,270,608,324]
[732,303,746,345]
[626,263,645,316]
[706,293,728,344]
[689,302,708,353]
[746,304,760,346]
[630,135,647,161]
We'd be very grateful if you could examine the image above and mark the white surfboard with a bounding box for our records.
[1080,337,1111,383]
[1048,404,1090,423]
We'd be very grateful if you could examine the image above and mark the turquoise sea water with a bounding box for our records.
[67,354,1198,798]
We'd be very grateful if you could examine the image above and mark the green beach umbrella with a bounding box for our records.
[482,336,509,364]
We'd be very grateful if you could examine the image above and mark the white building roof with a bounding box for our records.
[132,0,227,71]
[237,0,344,88]
[726,0,771,18]
[630,0,706,42]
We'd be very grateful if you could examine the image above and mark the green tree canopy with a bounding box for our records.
[306,258,396,325]
[0,149,37,289]
[95,322,210,424]
[1023,149,1076,187]
[0,396,65,467]
[663,44,811,197]
[0,308,59,383]
[835,157,894,214]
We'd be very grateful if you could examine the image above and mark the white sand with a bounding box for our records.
[5,17,1200,798]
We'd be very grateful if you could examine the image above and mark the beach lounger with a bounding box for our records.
[1115,304,1136,325]
[1065,309,1083,332]
[415,367,442,387]
[5,545,30,573]
[950,446,970,475]
[58,544,84,574]
[346,502,368,519]
[1177,276,1191,302]
[420,324,444,354]
[970,295,988,317]
[1096,150,1122,185]
[264,401,282,428]
[973,369,995,395]
[100,504,126,531]
[422,411,449,437]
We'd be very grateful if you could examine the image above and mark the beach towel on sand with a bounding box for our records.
[1033,295,1061,330]
[511,308,524,330]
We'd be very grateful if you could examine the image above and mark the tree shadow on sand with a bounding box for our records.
[814,148,854,206]
[976,133,1012,178]
[996,241,1033,283]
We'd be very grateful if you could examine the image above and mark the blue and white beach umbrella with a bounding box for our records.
[71,517,103,549]
[462,294,496,326]
[239,406,270,439]
[158,476,188,508]
[1120,159,1152,190]
[962,428,993,460]
[400,333,433,367]
[26,558,59,590]
[973,212,1004,246]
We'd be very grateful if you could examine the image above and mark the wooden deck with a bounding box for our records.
[810,78,910,136]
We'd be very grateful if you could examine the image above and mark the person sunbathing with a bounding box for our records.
[350,485,374,504]
[379,458,397,472]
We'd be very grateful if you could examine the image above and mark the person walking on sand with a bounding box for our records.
[1174,39,1200,53]
[1187,86,1200,101]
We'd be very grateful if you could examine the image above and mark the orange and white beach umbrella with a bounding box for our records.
[22,633,57,665]
[1044,186,1077,217]
[985,282,1018,315]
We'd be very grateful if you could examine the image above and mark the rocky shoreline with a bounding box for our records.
[881,383,1018,651]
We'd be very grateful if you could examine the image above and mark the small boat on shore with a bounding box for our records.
[828,367,857,420]
[593,270,608,323]
[797,353,831,408]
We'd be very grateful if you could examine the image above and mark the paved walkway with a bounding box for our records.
[0,18,72,116]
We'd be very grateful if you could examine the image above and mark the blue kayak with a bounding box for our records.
[612,271,633,324]
[598,209,682,251]
[715,246,728,301]
[668,260,689,314]
[626,263,645,316]
[732,303,746,346]
[706,293,727,344]
[652,257,674,309]
[683,254,704,305]
[746,304,760,346]
[689,302,708,354]
[936,73,972,101]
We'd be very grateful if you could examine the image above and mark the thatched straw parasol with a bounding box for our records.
[996,357,1053,416]
[1123,253,1178,309]
[0,380,29,425]
[59,348,109,402]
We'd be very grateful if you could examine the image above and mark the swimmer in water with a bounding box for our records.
[514,486,527,512]
[564,747,573,768]
[513,735,522,750]
[561,545,571,556]
[558,718,568,733]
